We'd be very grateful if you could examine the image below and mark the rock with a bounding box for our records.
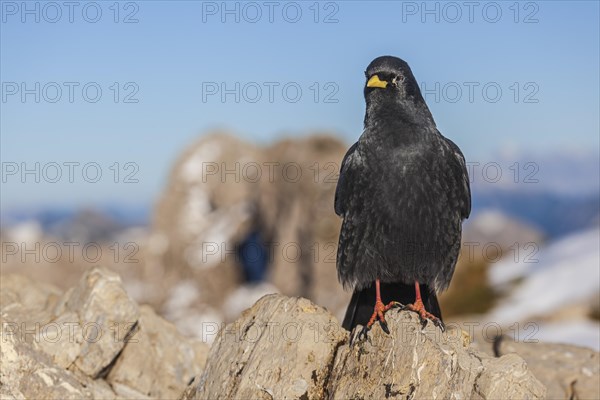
[329,316,479,399]
[50,267,140,378]
[0,274,62,312]
[150,132,260,312]
[259,135,350,320]
[106,305,210,398]
[0,274,60,341]
[35,311,84,370]
[149,132,352,327]
[495,337,600,400]
[329,312,545,399]
[182,294,546,400]
[473,353,546,399]
[0,321,94,400]
[187,294,347,399]
[1,268,210,399]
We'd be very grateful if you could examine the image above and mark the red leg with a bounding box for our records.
[357,279,397,340]
[403,281,444,330]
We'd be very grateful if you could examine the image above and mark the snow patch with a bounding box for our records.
[488,228,600,324]
[535,320,600,351]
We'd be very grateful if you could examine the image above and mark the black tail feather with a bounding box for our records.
[342,282,442,331]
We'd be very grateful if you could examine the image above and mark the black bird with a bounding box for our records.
[335,56,471,337]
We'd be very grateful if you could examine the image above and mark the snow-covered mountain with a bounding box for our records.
[487,227,600,349]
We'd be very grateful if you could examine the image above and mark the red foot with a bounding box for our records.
[355,300,397,342]
[366,300,396,329]
[402,299,445,331]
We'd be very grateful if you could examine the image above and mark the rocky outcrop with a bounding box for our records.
[106,305,209,398]
[1,322,108,400]
[495,337,600,400]
[258,136,349,320]
[149,132,351,327]
[4,270,599,400]
[182,294,547,400]
[150,132,259,312]
[191,295,346,399]
[0,268,209,399]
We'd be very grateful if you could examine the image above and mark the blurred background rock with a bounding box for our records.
[2,131,599,350]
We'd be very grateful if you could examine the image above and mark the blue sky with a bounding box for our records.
[1,0,599,209]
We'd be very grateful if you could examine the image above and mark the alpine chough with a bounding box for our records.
[335,56,471,337]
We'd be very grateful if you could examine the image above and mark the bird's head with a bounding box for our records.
[363,56,432,126]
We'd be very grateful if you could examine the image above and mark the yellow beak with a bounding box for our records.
[366,74,388,88]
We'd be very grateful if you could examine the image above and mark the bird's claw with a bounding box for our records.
[358,325,370,341]
[402,300,445,332]
[351,300,396,345]
[417,313,445,332]
[432,317,445,332]
[380,319,390,335]
[351,319,389,346]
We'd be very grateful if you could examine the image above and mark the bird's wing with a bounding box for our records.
[334,141,359,217]
[441,136,472,219]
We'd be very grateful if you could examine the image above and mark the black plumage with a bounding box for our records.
[336,56,471,332]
